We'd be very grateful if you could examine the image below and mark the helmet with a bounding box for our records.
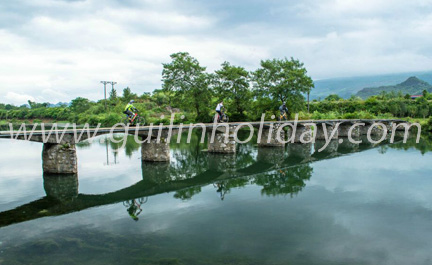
[282,101,286,105]
[129,100,135,104]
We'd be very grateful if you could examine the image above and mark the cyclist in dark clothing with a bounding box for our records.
[279,102,289,116]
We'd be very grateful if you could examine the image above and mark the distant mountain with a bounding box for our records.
[355,76,432,98]
[47,102,70,108]
[311,71,432,99]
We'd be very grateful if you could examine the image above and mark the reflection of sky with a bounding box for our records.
[1,140,432,264]
[0,141,45,209]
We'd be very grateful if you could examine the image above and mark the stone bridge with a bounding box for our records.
[0,119,410,174]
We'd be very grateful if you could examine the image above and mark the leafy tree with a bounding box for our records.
[109,88,117,100]
[70,97,91,113]
[349,95,362,101]
[252,57,314,113]
[325,94,343,101]
[214,61,251,120]
[416,96,430,118]
[122,87,137,102]
[162,52,212,121]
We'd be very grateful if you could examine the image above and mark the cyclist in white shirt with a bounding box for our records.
[215,101,223,122]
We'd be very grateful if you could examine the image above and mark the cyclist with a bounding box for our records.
[215,101,224,122]
[279,102,289,120]
[124,100,138,121]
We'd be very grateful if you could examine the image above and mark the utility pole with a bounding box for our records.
[100,81,109,110]
[108,81,117,104]
[307,91,310,113]
[109,81,117,92]
[107,81,117,109]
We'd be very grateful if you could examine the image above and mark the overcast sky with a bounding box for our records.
[1,0,432,105]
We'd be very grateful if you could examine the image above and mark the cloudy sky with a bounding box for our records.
[1,0,432,105]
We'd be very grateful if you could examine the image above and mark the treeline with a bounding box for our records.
[309,92,431,119]
[1,51,431,130]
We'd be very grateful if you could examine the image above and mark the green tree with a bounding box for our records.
[109,88,117,100]
[416,97,430,118]
[70,97,91,113]
[325,94,343,101]
[162,52,212,121]
[214,61,251,120]
[252,57,314,113]
[122,87,137,102]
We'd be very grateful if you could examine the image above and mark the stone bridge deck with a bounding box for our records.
[0,119,410,174]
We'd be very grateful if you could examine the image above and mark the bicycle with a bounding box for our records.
[278,112,288,122]
[217,108,229,123]
[121,110,145,126]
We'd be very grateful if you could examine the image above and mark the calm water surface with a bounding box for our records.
[0,133,431,265]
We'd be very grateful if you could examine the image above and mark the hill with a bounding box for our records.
[355,76,432,98]
[311,71,432,99]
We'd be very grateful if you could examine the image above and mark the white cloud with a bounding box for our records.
[5,92,35,105]
[0,0,431,104]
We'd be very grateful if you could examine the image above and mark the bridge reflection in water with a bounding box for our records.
[0,133,410,227]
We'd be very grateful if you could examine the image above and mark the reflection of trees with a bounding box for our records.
[233,143,257,169]
[212,177,251,200]
[389,134,432,155]
[173,187,202,201]
[114,135,141,157]
[253,163,313,197]
[170,132,209,180]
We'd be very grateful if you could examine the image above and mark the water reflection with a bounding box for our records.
[0,132,424,228]
[43,174,78,202]
[123,197,147,221]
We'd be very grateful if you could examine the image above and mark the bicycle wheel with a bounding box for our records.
[136,116,146,126]
[224,115,229,123]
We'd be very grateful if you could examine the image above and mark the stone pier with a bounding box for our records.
[288,125,313,143]
[207,131,236,153]
[361,122,388,136]
[141,138,170,162]
[315,123,338,140]
[258,124,285,147]
[42,143,78,174]
[339,122,361,138]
